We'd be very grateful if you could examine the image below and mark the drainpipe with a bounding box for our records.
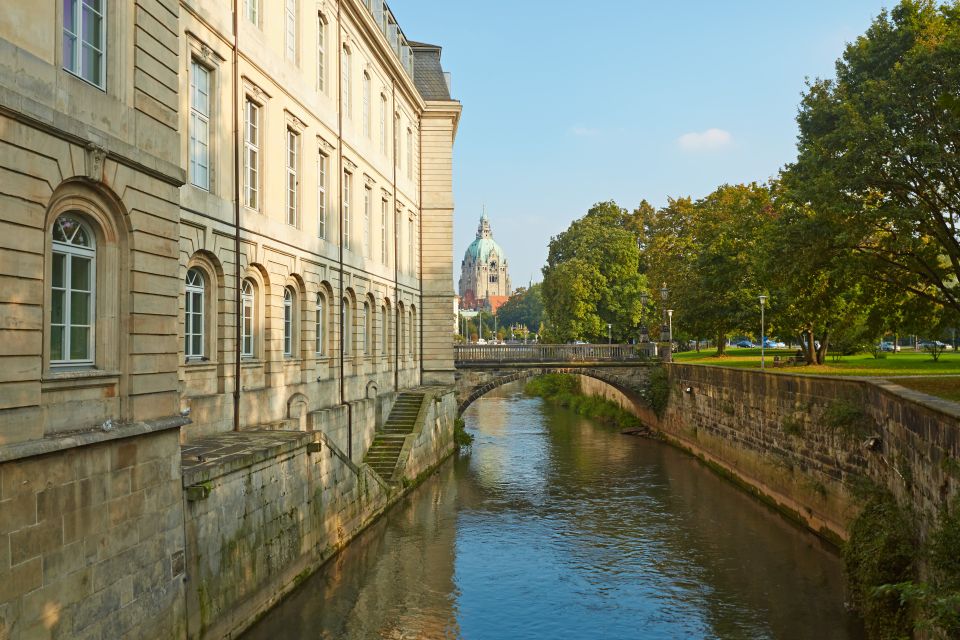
[336,0,351,459]
[232,0,241,431]
[417,112,423,384]
[392,80,400,393]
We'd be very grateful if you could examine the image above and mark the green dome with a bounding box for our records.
[465,237,505,264]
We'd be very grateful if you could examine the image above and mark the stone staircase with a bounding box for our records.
[364,391,425,481]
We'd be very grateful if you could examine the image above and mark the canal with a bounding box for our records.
[244,382,865,639]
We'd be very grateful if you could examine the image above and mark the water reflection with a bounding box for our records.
[244,382,863,640]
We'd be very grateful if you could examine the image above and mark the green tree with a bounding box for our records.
[495,284,545,333]
[541,202,647,342]
[783,0,960,315]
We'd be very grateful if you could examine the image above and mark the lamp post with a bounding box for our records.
[759,295,768,371]
[660,283,671,363]
[607,323,612,345]
[667,309,673,352]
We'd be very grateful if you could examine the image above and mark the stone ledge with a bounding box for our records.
[0,416,188,463]
[181,430,319,486]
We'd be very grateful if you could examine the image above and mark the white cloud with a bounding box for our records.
[677,128,733,152]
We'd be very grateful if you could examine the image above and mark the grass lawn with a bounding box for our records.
[672,347,960,377]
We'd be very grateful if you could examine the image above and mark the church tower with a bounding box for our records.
[459,210,512,311]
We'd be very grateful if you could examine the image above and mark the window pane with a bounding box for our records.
[81,43,102,86]
[51,326,65,361]
[70,327,89,360]
[71,256,91,291]
[52,252,66,288]
[64,33,77,71]
[191,310,203,336]
[51,290,65,325]
[70,292,90,325]
[192,335,202,357]
[64,0,77,33]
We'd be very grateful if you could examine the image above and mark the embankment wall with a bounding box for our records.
[578,366,960,541]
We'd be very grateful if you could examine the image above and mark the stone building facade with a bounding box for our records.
[177,0,461,440]
[0,0,460,637]
[458,211,511,311]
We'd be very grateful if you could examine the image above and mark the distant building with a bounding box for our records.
[458,211,511,310]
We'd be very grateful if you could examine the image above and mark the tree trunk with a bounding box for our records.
[716,332,726,356]
[816,329,830,365]
[803,328,816,364]
[695,336,701,353]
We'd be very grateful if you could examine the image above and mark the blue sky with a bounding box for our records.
[389,0,894,286]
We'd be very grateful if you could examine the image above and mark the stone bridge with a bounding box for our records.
[453,345,655,414]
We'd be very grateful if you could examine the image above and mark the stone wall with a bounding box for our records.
[0,427,186,640]
[181,388,456,639]
[612,365,960,541]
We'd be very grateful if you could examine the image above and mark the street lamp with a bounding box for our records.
[759,295,768,371]
[660,283,671,363]
[639,292,649,344]
[607,323,612,345]
[667,310,673,350]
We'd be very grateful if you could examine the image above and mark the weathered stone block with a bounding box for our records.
[0,491,37,533]
[9,521,62,566]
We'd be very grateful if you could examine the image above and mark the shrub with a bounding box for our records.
[844,487,918,639]
[644,366,670,418]
[453,417,474,449]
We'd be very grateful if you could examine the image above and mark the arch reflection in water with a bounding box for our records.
[243,381,864,640]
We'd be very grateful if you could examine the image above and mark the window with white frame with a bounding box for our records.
[362,301,371,355]
[51,215,95,366]
[285,0,297,62]
[381,305,387,355]
[315,293,326,355]
[408,217,415,275]
[317,15,325,92]
[394,113,400,167]
[363,186,372,258]
[283,288,295,357]
[406,128,413,180]
[244,0,259,25]
[241,279,255,358]
[380,198,388,265]
[189,61,211,190]
[362,73,371,138]
[185,268,205,359]
[244,99,260,210]
[317,151,327,239]
[380,95,387,154]
[342,297,352,356]
[341,46,351,117]
[63,0,105,89]
[286,129,299,227]
[342,170,352,250]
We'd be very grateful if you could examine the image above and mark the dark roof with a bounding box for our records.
[410,43,452,101]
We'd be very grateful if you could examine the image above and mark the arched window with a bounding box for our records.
[185,268,205,359]
[342,297,352,356]
[380,305,387,356]
[51,214,95,366]
[315,292,326,356]
[241,279,255,358]
[283,287,295,357]
[362,301,371,355]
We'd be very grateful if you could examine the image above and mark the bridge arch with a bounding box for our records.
[456,367,646,416]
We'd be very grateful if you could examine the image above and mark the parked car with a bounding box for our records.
[879,341,901,352]
[733,339,755,348]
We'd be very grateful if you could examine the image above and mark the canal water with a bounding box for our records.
[244,383,865,640]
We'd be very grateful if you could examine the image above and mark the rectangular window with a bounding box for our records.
[380,199,388,265]
[317,152,327,239]
[315,297,325,355]
[244,99,260,209]
[341,48,351,118]
[241,283,254,358]
[189,61,211,191]
[363,186,372,258]
[286,129,299,227]
[285,0,297,62]
[342,171,352,251]
[317,16,325,92]
[394,114,400,167]
[283,292,293,356]
[362,74,371,138]
[51,248,95,365]
[408,217,415,275]
[406,128,413,181]
[63,0,106,89]
[244,0,258,24]
[380,96,387,154]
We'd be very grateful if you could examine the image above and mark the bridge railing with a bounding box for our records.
[454,343,648,364]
